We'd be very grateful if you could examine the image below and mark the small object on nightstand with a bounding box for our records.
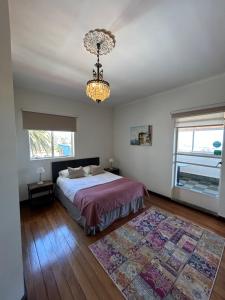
[36,166,45,184]
[27,180,54,207]
[109,157,114,169]
[104,167,120,175]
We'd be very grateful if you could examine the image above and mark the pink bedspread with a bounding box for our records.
[73,178,147,227]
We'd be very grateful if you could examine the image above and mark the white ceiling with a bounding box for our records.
[8,0,225,106]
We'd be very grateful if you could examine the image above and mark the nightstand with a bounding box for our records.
[104,167,120,175]
[27,180,54,206]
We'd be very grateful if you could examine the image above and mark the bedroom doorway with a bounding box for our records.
[172,111,225,214]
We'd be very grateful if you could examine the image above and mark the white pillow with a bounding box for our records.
[59,169,69,177]
[83,166,91,176]
[90,165,104,176]
[68,166,85,179]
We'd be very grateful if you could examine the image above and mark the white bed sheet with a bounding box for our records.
[56,171,122,202]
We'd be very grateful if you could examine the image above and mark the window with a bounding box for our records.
[29,130,74,160]
[177,125,223,155]
[175,125,223,198]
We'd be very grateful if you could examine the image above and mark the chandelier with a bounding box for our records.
[84,29,116,103]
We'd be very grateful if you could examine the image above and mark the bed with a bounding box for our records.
[52,157,146,235]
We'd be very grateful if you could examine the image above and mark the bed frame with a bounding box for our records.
[51,157,99,182]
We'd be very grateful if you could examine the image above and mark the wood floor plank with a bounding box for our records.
[21,194,225,300]
[23,224,49,300]
[30,221,61,300]
[41,215,87,300]
[52,204,122,300]
[210,263,225,300]
[35,219,75,300]
[46,211,99,300]
[21,224,37,300]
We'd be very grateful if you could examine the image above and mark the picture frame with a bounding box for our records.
[130,125,152,146]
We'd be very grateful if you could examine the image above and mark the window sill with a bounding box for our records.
[30,156,75,162]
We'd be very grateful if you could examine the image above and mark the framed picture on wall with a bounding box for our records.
[130,125,152,146]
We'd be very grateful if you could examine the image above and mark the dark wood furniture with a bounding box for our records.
[104,167,120,175]
[52,157,100,182]
[28,180,54,206]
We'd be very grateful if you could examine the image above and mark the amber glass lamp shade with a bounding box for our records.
[86,79,110,103]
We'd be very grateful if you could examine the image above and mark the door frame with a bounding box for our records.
[219,125,225,217]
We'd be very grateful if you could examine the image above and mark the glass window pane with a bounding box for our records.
[29,130,52,159]
[193,126,223,154]
[175,163,220,197]
[177,128,193,152]
[53,131,74,157]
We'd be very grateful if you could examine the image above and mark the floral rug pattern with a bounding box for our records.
[89,207,225,299]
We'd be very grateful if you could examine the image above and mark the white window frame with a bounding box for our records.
[177,125,223,157]
[28,130,75,160]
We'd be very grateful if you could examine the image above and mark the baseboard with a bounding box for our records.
[21,277,27,300]
[148,190,225,221]
[148,190,171,201]
[21,294,27,300]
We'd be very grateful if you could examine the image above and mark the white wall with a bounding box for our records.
[0,1,24,299]
[14,71,225,214]
[15,87,113,201]
[113,73,225,202]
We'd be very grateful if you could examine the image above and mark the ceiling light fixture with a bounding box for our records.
[84,29,115,103]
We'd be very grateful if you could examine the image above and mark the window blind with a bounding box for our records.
[22,111,77,132]
[174,112,225,128]
[171,104,225,119]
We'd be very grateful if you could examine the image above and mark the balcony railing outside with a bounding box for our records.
[175,153,221,198]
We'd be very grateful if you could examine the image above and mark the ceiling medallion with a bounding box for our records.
[84,29,116,103]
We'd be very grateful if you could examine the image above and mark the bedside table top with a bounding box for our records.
[28,180,54,191]
[104,167,119,171]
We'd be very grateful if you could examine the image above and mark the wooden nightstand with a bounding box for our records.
[27,180,54,206]
[104,167,120,175]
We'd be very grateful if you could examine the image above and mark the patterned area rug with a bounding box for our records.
[89,207,225,299]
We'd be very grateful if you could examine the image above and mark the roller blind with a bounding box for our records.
[174,112,225,128]
[22,111,76,132]
[171,104,225,119]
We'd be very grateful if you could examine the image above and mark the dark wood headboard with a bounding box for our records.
[52,157,100,182]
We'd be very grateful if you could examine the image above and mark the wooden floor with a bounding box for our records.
[21,195,225,300]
